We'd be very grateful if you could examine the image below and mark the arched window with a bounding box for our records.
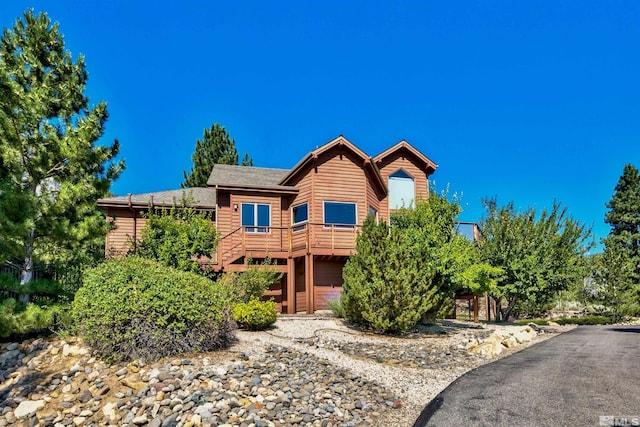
[389,169,415,209]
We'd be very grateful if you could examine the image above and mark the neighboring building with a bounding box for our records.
[98,135,438,314]
[455,222,482,243]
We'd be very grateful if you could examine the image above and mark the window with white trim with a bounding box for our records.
[324,201,356,228]
[292,202,308,231]
[241,203,270,233]
[389,169,415,209]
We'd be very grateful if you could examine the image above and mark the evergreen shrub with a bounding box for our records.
[232,299,277,331]
[73,257,235,362]
[0,298,67,338]
[342,217,431,332]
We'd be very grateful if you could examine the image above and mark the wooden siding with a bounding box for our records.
[287,171,313,253]
[265,276,286,313]
[104,208,147,256]
[312,149,366,221]
[313,259,345,310]
[377,149,430,220]
[365,167,384,221]
[216,192,232,237]
[309,147,369,250]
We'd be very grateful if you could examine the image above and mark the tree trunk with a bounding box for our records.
[502,298,519,322]
[19,226,35,305]
[492,297,503,321]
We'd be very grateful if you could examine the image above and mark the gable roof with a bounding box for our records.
[207,164,297,194]
[98,136,437,211]
[97,187,217,209]
[279,135,387,194]
[373,140,438,174]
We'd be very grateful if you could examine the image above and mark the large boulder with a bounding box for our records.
[471,335,506,357]
[513,326,537,344]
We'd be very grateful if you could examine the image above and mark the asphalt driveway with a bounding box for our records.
[413,325,640,427]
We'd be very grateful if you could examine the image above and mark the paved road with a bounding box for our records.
[413,325,640,427]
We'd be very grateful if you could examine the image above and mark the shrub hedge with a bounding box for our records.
[554,316,617,325]
[73,257,235,362]
[514,316,618,326]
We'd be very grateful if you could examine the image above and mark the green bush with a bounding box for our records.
[514,318,549,326]
[220,258,283,304]
[134,198,218,278]
[327,298,345,318]
[554,315,616,325]
[232,299,277,331]
[73,257,235,362]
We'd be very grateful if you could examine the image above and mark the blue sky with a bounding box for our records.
[2,1,639,251]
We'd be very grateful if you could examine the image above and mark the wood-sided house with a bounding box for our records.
[98,136,437,314]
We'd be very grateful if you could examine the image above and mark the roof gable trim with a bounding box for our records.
[373,140,438,173]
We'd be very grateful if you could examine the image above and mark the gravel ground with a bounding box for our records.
[0,316,572,427]
[232,316,573,426]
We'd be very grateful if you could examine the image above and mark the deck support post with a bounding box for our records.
[305,253,314,314]
[286,258,295,314]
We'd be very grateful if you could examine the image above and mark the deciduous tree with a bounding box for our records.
[182,123,252,188]
[479,199,592,320]
[0,10,124,299]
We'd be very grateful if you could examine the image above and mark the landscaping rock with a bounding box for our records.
[0,318,556,427]
[13,399,44,418]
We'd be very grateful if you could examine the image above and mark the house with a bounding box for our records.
[97,135,438,314]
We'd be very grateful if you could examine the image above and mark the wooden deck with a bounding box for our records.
[215,223,359,269]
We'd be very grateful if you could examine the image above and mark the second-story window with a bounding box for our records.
[292,202,308,231]
[324,201,356,228]
[242,203,270,233]
[389,169,415,209]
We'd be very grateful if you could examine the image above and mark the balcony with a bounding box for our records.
[216,223,360,269]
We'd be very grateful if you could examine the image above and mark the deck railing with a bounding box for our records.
[217,223,361,267]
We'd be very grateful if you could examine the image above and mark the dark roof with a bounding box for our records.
[207,164,295,192]
[97,187,216,209]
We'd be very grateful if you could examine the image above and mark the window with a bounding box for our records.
[389,169,415,209]
[368,206,378,221]
[324,201,356,228]
[242,203,270,233]
[292,202,308,231]
[455,223,477,242]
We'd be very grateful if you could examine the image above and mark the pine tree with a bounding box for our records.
[341,194,498,332]
[182,123,253,188]
[602,164,640,315]
[0,10,124,298]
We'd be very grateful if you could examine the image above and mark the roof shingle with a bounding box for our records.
[207,164,293,191]
[97,187,216,209]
